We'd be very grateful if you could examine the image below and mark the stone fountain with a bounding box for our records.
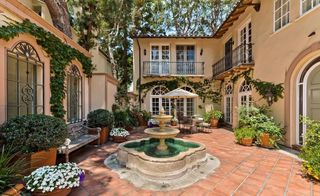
[105,107,220,191]
[144,108,180,151]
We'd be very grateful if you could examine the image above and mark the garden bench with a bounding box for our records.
[58,122,101,162]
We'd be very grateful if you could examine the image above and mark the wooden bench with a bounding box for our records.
[58,122,101,162]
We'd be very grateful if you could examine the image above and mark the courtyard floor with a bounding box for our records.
[69,127,320,196]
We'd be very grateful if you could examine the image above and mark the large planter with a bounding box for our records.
[2,184,24,196]
[31,148,57,169]
[32,188,71,196]
[113,136,127,143]
[260,133,273,148]
[240,138,253,146]
[99,127,110,144]
[210,118,219,128]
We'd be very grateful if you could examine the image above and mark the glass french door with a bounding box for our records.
[239,22,252,63]
[176,45,195,75]
[150,45,170,74]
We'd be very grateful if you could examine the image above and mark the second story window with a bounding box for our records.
[274,0,290,31]
[176,45,195,75]
[150,45,170,75]
[302,0,320,14]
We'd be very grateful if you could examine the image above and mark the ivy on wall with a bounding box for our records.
[0,19,94,118]
[137,77,221,103]
[230,69,284,105]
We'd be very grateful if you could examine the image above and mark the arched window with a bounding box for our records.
[67,65,82,123]
[239,80,252,108]
[224,84,233,124]
[151,86,170,115]
[174,86,195,119]
[7,42,44,119]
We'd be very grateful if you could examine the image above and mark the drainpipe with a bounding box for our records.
[137,38,142,110]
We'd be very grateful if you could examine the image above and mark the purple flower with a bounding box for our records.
[79,172,85,184]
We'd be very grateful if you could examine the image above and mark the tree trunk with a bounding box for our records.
[44,0,72,38]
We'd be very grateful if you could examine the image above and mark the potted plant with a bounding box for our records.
[0,145,28,195]
[255,120,282,148]
[110,128,130,143]
[24,162,84,196]
[87,109,114,144]
[141,110,152,126]
[234,127,256,146]
[113,109,135,131]
[203,109,223,128]
[0,114,68,169]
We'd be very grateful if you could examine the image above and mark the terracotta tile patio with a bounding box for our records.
[68,128,319,196]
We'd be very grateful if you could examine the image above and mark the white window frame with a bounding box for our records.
[150,86,171,115]
[150,44,170,75]
[238,80,253,109]
[224,84,233,124]
[301,0,320,15]
[274,0,290,32]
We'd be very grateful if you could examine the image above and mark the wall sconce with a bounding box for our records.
[265,89,273,106]
[200,48,203,56]
[144,49,147,56]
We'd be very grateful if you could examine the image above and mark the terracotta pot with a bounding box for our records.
[240,138,253,146]
[99,127,110,144]
[260,133,273,148]
[171,121,178,126]
[3,184,24,196]
[32,188,71,196]
[210,118,219,128]
[113,136,127,143]
[31,148,57,169]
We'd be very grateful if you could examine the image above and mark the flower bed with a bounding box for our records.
[25,163,84,193]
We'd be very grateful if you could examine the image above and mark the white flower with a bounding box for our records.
[110,128,130,137]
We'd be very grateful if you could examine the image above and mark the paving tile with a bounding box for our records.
[68,127,315,195]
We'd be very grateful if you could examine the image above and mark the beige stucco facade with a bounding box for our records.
[90,47,118,111]
[0,0,116,124]
[133,0,320,147]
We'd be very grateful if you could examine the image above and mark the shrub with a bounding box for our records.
[110,128,130,137]
[299,117,320,180]
[203,109,223,122]
[141,110,152,122]
[113,109,135,128]
[87,109,114,129]
[234,127,256,142]
[0,145,28,193]
[0,114,68,154]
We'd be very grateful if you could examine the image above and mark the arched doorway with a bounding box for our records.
[238,80,252,108]
[297,60,320,144]
[150,86,170,115]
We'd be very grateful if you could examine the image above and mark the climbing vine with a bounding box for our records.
[137,77,221,103]
[0,19,94,118]
[230,69,284,105]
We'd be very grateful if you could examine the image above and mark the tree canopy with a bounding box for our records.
[67,0,236,105]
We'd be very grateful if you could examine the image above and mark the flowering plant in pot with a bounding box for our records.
[234,127,256,146]
[24,162,84,196]
[87,109,114,144]
[203,109,223,128]
[110,128,130,143]
[0,114,68,169]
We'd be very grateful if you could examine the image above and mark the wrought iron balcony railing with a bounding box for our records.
[212,43,254,77]
[143,61,204,76]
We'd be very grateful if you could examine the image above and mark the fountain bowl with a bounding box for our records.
[117,138,207,180]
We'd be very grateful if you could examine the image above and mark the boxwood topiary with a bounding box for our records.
[87,109,114,129]
[0,114,68,154]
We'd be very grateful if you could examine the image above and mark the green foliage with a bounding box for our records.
[234,127,256,142]
[203,109,223,122]
[0,145,28,194]
[141,110,152,122]
[138,77,221,103]
[0,19,94,118]
[238,106,283,147]
[0,114,68,154]
[231,70,284,106]
[87,109,114,129]
[299,117,320,180]
[113,109,135,128]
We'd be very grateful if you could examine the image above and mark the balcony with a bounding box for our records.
[212,43,254,79]
[143,61,205,77]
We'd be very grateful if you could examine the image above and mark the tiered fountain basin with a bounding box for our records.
[117,138,207,180]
